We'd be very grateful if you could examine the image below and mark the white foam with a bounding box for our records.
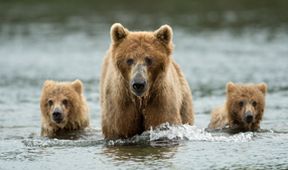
[147,123,254,143]
[22,124,255,147]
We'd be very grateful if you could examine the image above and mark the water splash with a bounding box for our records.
[106,123,255,146]
[22,124,256,147]
[151,123,254,142]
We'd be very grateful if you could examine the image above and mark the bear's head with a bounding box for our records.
[226,82,267,131]
[40,80,83,128]
[110,23,174,97]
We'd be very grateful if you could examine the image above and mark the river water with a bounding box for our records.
[0,0,288,169]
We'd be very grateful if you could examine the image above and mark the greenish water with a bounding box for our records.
[0,0,288,169]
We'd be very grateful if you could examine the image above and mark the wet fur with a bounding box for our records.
[208,82,267,132]
[40,80,89,137]
[101,23,194,139]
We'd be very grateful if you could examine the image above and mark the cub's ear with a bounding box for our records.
[257,83,267,95]
[110,23,128,43]
[226,82,236,94]
[72,79,83,94]
[43,80,55,88]
[154,24,173,44]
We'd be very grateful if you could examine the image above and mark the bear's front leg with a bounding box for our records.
[102,107,144,139]
[143,104,182,130]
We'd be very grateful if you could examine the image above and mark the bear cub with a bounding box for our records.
[40,79,89,137]
[208,82,267,132]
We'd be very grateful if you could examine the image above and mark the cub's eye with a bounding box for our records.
[62,99,68,106]
[145,57,153,66]
[48,100,53,107]
[239,101,244,107]
[126,59,134,65]
[252,101,257,107]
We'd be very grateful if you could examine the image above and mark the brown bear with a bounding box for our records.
[208,82,267,132]
[100,23,194,139]
[40,79,89,137]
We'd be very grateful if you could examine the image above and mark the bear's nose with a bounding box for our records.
[245,111,253,123]
[132,80,146,91]
[132,82,146,91]
[52,111,62,122]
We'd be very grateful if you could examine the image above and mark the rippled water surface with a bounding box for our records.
[1,0,288,169]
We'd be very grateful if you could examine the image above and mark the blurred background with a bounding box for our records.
[0,0,288,169]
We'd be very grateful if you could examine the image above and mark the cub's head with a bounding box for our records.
[110,23,173,97]
[226,82,267,131]
[40,80,83,128]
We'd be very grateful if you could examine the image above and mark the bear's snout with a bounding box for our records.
[131,78,147,97]
[52,108,63,123]
[244,111,253,124]
[130,64,148,97]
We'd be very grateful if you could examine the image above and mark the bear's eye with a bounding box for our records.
[145,57,153,66]
[62,99,68,106]
[252,101,257,107]
[239,101,244,107]
[48,100,53,107]
[126,59,134,66]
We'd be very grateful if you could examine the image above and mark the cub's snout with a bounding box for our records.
[52,108,63,123]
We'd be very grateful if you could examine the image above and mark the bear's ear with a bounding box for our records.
[72,79,83,95]
[43,80,55,88]
[111,23,128,44]
[154,24,173,44]
[257,83,267,95]
[226,82,236,94]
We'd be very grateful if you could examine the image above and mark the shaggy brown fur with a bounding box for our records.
[101,23,194,139]
[40,80,89,137]
[208,82,267,131]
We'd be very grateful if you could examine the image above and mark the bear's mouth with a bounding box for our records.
[131,86,147,97]
[53,117,63,124]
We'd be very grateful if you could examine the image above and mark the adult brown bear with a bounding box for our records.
[101,23,194,139]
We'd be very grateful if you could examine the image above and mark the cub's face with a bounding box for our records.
[110,23,173,97]
[226,82,267,131]
[40,80,83,128]
[46,93,71,127]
